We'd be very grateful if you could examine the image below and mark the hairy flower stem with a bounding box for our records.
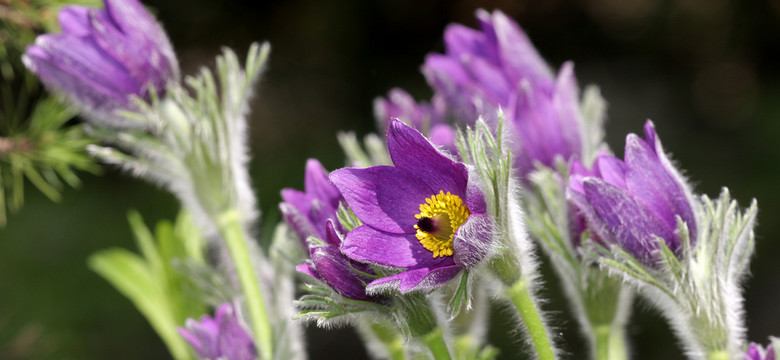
[218,209,272,360]
[506,278,557,360]
[593,324,627,360]
[423,327,453,360]
[370,322,406,360]
[583,275,631,360]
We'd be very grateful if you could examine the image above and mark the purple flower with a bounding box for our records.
[331,120,493,293]
[746,342,776,360]
[23,0,179,125]
[568,121,697,265]
[296,220,381,302]
[422,9,582,176]
[178,302,257,360]
[280,159,343,243]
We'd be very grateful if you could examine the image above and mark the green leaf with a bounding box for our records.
[88,249,192,360]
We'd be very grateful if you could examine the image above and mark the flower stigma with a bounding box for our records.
[414,190,471,258]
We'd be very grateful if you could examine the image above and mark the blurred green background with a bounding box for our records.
[1,0,779,358]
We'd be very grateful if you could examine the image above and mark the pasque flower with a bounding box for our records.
[280,159,343,243]
[297,220,381,302]
[23,0,179,126]
[179,302,257,360]
[423,9,583,176]
[568,121,697,265]
[331,120,493,293]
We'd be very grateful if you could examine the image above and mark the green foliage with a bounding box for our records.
[88,210,209,360]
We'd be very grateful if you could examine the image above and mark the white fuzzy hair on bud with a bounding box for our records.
[89,42,270,238]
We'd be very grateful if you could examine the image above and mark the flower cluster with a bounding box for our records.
[422,9,583,176]
[17,2,775,360]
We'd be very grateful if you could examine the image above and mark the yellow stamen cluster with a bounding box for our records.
[414,190,471,258]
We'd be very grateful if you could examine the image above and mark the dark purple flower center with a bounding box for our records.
[416,217,436,233]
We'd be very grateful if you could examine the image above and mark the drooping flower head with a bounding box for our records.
[280,159,343,244]
[746,342,776,360]
[23,0,179,127]
[331,120,493,293]
[568,121,697,265]
[423,9,583,177]
[178,302,257,360]
[297,220,382,302]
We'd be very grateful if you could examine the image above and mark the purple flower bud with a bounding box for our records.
[422,9,583,176]
[330,120,494,293]
[178,302,257,360]
[746,342,776,360]
[23,0,179,126]
[296,220,381,302]
[568,121,697,265]
[280,159,344,244]
[374,88,446,134]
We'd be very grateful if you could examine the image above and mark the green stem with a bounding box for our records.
[422,327,452,360]
[593,324,627,360]
[218,209,272,360]
[506,278,556,360]
[369,322,406,360]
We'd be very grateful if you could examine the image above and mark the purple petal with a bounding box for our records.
[478,9,552,86]
[331,166,433,233]
[387,120,468,199]
[624,133,695,238]
[23,45,131,113]
[429,124,458,156]
[342,225,455,268]
[30,34,140,97]
[58,6,91,36]
[179,317,219,359]
[582,178,678,263]
[304,159,341,209]
[367,265,462,293]
[551,62,583,157]
[310,246,371,301]
[214,304,257,360]
[296,262,321,281]
[279,192,318,242]
[443,24,493,61]
[323,220,342,247]
[462,55,512,104]
[594,155,627,190]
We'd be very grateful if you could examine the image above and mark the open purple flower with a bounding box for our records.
[280,159,343,243]
[23,0,179,126]
[568,121,697,265]
[422,9,582,176]
[331,120,493,293]
[746,342,776,360]
[178,302,257,360]
[297,220,381,302]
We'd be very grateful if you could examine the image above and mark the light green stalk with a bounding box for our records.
[218,209,273,360]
